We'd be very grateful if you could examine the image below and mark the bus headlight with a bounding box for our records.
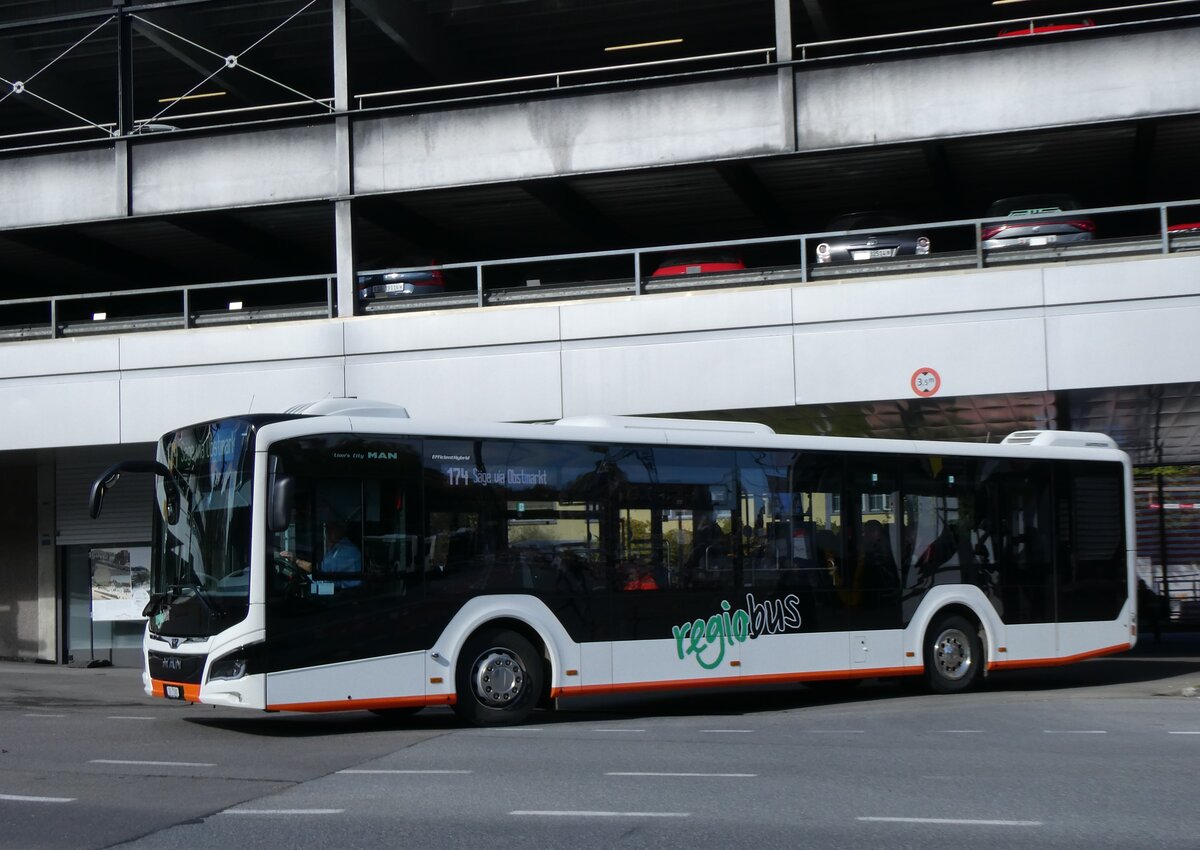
[208,656,247,682]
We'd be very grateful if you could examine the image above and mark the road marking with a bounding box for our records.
[481,728,544,732]
[511,810,690,818]
[1168,731,1200,735]
[24,714,66,718]
[90,759,215,767]
[806,729,865,734]
[701,729,753,733]
[338,769,473,775]
[593,728,646,733]
[0,794,75,804]
[1043,730,1106,734]
[106,716,155,721]
[858,817,1042,827]
[945,730,984,734]
[223,809,344,815]
[606,772,755,778]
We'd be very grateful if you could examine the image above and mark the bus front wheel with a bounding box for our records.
[924,614,982,694]
[453,628,543,727]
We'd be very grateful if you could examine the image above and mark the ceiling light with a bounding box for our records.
[604,38,683,52]
[156,91,227,104]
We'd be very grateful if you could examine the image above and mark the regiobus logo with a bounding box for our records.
[672,594,802,670]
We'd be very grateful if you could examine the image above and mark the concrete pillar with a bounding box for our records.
[0,452,42,661]
[333,0,356,318]
[775,0,797,152]
[36,451,57,662]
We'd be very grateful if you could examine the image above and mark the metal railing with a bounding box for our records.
[792,0,1200,61]
[0,273,335,342]
[3,0,1198,151]
[4,197,1197,342]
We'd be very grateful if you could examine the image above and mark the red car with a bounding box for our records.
[650,252,745,277]
[998,18,1094,37]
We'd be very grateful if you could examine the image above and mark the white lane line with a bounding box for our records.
[1168,731,1200,735]
[0,794,75,804]
[24,713,66,718]
[945,730,984,734]
[338,769,473,775]
[593,728,646,733]
[806,730,865,734]
[606,772,756,778]
[481,728,544,732]
[701,729,753,733]
[223,809,344,815]
[1043,730,1106,734]
[106,716,155,721]
[90,759,215,767]
[511,810,690,818]
[858,817,1042,827]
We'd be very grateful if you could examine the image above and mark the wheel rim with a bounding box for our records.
[470,647,527,707]
[932,627,973,681]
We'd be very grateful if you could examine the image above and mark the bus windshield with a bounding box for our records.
[149,418,257,637]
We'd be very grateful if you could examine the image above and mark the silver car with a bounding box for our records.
[815,212,931,264]
[981,194,1095,250]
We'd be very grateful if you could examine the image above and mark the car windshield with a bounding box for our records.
[827,212,909,230]
[987,195,1081,217]
[149,418,259,636]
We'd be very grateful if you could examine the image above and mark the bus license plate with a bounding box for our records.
[164,684,183,700]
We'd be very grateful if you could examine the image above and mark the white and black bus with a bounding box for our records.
[90,399,1136,726]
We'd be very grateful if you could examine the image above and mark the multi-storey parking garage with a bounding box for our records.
[0,0,1198,664]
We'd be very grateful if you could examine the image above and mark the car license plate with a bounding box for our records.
[164,684,183,700]
[852,249,895,261]
[1027,235,1055,246]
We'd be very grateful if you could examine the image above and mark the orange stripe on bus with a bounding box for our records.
[987,641,1132,671]
[266,693,456,713]
[549,666,921,699]
[150,679,200,702]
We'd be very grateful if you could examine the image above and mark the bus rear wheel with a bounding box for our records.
[924,614,982,694]
[453,628,543,727]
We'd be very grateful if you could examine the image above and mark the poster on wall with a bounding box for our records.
[89,547,151,621]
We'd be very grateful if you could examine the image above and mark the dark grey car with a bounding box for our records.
[981,194,1095,250]
[814,212,931,264]
[356,266,445,302]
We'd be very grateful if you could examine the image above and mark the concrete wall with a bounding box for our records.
[795,27,1200,151]
[354,75,790,193]
[0,252,1194,450]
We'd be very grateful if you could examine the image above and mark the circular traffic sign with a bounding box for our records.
[911,367,941,397]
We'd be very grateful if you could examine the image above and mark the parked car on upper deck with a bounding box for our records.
[998,18,1094,37]
[650,252,746,277]
[814,212,931,264]
[981,194,1095,250]
[357,265,445,302]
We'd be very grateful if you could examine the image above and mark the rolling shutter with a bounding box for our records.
[55,445,156,545]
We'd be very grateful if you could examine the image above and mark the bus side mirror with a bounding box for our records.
[88,470,119,519]
[269,474,294,533]
[89,460,173,520]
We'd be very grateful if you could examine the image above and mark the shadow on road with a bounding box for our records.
[177,634,1200,737]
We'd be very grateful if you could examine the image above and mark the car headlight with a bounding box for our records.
[916,236,931,255]
[816,243,832,264]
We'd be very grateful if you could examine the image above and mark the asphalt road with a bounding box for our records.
[3,638,1200,850]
